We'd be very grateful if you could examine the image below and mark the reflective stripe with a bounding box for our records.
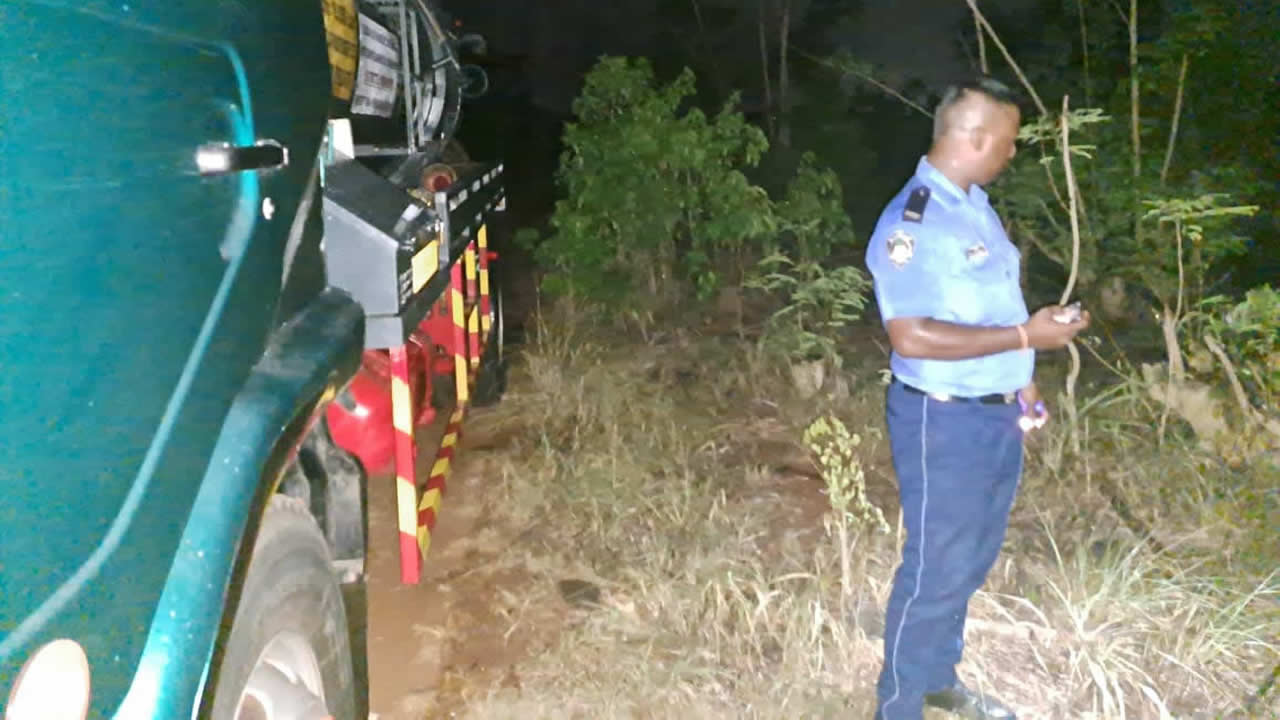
[882,394,930,719]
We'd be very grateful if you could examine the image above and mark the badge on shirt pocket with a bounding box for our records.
[965,241,989,264]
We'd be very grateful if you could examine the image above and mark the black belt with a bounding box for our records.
[894,377,1018,405]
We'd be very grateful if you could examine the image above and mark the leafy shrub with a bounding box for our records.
[527,56,773,305]
[526,58,868,321]
[746,253,870,366]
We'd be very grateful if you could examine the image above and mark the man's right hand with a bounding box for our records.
[1023,305,1091,350]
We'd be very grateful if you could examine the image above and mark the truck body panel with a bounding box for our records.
[0,1,334,715]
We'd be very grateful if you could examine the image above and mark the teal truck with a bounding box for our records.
[0,1,504,717]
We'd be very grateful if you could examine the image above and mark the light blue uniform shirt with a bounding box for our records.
[865,156,1034,397]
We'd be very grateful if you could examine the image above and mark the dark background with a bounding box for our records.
[440,0,1278,290]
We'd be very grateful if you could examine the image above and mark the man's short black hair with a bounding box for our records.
[933,76,1020,137]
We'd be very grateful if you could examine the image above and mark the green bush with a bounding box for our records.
[745,253,870,366]
[525,57,866,317]
[527,56,773,305]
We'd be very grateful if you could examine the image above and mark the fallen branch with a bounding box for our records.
[1203,335,1265,428]
[966,617,1063,646]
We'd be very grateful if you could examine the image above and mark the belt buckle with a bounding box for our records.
[928,391,953,402]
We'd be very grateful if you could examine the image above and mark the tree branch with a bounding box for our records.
[1160,54,1189,185]
[758,0,775,139]
[973,1,988,73]
[1039,149,1070,215]
[777,0,792,148]
[1203,335,1265,428]
[794,49,933,118]
[1019,223,1066,268]
[1128,0,1141,178]
[962,0,1048,116]
[1036,197,1065,233]
[1059,94,1084,458]
[1077,0,1091,105]
[1059,95,1083,305]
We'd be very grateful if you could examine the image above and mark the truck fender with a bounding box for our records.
[113,289,364,719]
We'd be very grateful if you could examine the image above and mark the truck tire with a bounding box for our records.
[471,281,507,407]
[208,495,356,720]
[429,276,507,410]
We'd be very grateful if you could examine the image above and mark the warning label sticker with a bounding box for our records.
[321,0,358,100]
[350,13,400,118]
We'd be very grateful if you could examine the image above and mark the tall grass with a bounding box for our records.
[456,303,1279,720]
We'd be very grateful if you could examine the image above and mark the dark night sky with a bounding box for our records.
[444,0,1049,114]
[440,0,1053,224]
[440,0,1277,290]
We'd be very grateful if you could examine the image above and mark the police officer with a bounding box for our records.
[865,77,1090,720]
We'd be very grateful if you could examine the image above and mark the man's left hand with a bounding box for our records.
[1017,382,1048,433]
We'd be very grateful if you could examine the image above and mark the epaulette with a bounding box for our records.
[902,186,930,223]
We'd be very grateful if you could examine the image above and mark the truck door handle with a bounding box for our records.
[195,139,289,176]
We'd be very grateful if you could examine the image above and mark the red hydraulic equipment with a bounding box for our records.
[321,153,505,585]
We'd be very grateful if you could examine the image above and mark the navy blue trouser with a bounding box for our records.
[875,381,1024,720]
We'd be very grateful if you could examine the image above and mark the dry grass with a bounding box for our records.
[451,303,1279,720]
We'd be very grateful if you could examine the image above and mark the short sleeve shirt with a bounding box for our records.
[865,157,1033,396]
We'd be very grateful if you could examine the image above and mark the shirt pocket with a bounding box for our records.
[942,242,1017,325]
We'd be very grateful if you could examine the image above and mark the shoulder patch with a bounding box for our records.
[886,228,916,268]
[902,186,930,223]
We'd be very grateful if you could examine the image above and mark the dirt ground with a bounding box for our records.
[357,410,565,720]
[353,403,849,720]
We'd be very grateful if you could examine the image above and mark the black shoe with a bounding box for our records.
[924,681,1017,720]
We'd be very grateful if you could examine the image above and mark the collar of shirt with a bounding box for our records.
[914,156,990,212]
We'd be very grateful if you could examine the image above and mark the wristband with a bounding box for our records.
[1015,324,1029,350]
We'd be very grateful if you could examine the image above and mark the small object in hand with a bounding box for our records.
[1017,413,1046,432]
[1053,301,1083,324]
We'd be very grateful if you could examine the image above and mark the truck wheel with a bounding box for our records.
[471,280,507,407]
[209,495,356,720]
[429,279,507,410]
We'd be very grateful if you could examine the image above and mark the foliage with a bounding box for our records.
[1137,194,1258,307]
[771,151,858,263]
[969,0,1276,473]
[526,56,773,305]
[526,57,869,314]
[989,1,1270,316]
[743,149,868,366]
[804,414,890,615]
[745,252,869,365]
[997,108,1110,292]
[1195,285,1280,411]
[803,415,889,537]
